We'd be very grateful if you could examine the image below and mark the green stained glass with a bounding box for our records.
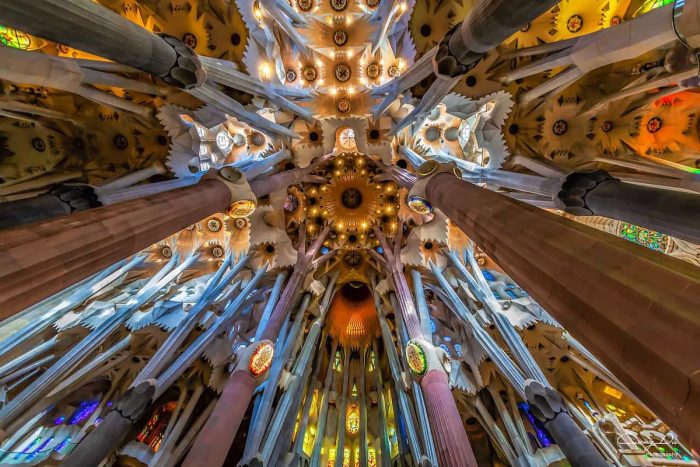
[619,223,669,252]
[0,26,32,49]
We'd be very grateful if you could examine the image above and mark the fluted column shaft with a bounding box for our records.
[0,179,231,320]
[182,370,258,466]
[425,172,700,450]
[420,370,478,466]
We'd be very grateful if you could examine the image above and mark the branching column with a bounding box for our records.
[373,226,478,466]
[0,0,205,88]
[183,226,330,466]
[412,166,700,450]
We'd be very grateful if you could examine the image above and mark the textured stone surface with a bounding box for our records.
[427,173,700,451]
[421,369,478,467]
[0,179,231,319]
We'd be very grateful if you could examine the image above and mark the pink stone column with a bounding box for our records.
[420,370,478,467]
[425,172,700,451]
[182,370,258,467]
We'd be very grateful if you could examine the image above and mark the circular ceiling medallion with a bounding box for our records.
[366,62,381,79]
[336,98,351,113]
[444,127,459,142]
[424,125,442,142]
[334,63,351,82]
[303,65,317,82]
[610,16,621,26]
[406,341,428,376]
[249,342,274,377]
[333,30,348,46]
[407,195,433,215]
[248,131,266,147]
[341,187,363,209]
[297,0,313,11]
[32,137,46,152]
[520,22,531,33]
[211,245,225,258]
[207,218,222,232]
[284,194,299,212]
[601,121,613,133]
[227,199,256,218]
[552,119,568,136]
[387,64,399,77]
[567,15,583,33]
[286,69,297,82]
[647,117,663,133]
[366,0,380,8]
[182,32,197,49]
[161,246,173,258]
[234,218,248,229]
[331,0,347,10]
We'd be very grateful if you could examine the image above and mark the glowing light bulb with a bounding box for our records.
[259,62,272,80]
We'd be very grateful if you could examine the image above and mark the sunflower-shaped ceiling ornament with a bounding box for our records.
[502,4,557,49]
[307,153,399,249]
[552,0,612,41]
[409,0,474,55]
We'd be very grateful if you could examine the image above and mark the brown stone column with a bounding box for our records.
[182,370,258,466]
[0,179,231,320]
[420,370,478,467]
[425,173,700,451]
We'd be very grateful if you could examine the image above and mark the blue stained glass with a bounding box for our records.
[69,400,100,425]
[505,290,517,299]
[429,319,436,334]
[26,436,53,460]
[482,270,495,281]
[493,292,502,300]
[321,246,330,254]
[376,246,384,254]
[518,402,553,448]
[54,416,65,425]
[439,343,451,356]
[454,344,463,357]
[14,437,40,460]
[54,437,71,453]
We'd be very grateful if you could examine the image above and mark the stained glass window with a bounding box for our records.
[0,26,32,49]
[368,447,377,467]
[618,223,669,252]
[68,400,99,425]
[454,343,463,357]
[429,319,436,334]
[482,270,495,282]
[368,351,376,372]
[334,350,343,371]
[346,404,360,434]
[137,404,174,452]
[439,343,451,356]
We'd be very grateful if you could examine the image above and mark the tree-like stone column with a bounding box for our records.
[0,168,255,320]
[374,227,478,466]
[554,170,700,244]
[409,162,700,451]
[0,0,205,88]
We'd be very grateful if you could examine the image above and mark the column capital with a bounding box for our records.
[407,161,462,215]
[524,379,567,423]
[203,166,257,218]
[434,25,480,77]
[157,33,206,89]
[553,170,617,215]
